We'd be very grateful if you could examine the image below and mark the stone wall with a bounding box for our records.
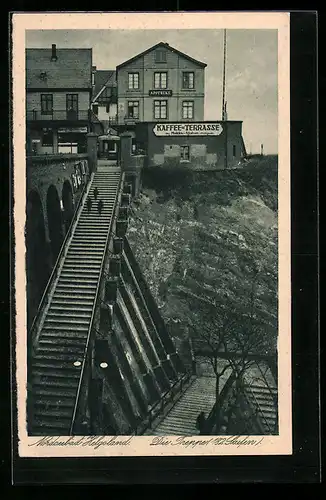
[27,153,89,243]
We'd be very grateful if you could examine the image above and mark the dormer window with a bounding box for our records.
[155,49,167,63]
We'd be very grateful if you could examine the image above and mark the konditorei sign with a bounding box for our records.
[153,122,223,136]
[149,89,173,97]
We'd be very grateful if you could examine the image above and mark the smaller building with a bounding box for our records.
[129,121,246,170]
[91,69,118,131]
[26,44,95,155]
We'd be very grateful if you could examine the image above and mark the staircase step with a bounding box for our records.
[32,419,71,430]
[32,358,83,370]
[39,336,88,345]
[73,230,109,236]
[70,241,106,247]
[63,262,102,268]
[42,324,89,333]
[33,387,78,399]
[250,384,277,393]
[34,351,85,362]
[60,270,100,276]
[42,322,90,335]
[44,317,90,327]
[66,250,105,257]
[64,253,104,259]
[32,369,81,380]
[34,396,75,408]
[47,310,92,320]
[38,341,87,353]
[50,301,94,309]
[157,423,195,433]
[52,292,96,301]
[34,408,73,420]
[36,345,85,356]
[160,414,198,424]
[70,241,107,247]
[33,378,79,390]
[56,282,97,289]
[58,277,98,284]
[69,241,106,246]
[51,299,94,308]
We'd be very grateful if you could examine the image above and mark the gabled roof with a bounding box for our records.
[116,42,207,69]
[92,70,116,100]
[26,48,92,89]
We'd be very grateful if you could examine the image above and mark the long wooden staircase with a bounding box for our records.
[144,377,216,435]
[28,167,122,436]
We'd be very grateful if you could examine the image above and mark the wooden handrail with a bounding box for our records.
[204,371,237,434]
[254,359,278,409]
[133,370,193,435]
[28,171,92,352]
[70,171,125,434]
[244,383,272,434]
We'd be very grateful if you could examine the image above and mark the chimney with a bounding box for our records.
[51,44,57,61]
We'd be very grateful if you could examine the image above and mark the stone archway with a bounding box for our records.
[46,185,64,264]
[62,180,74,233]
[26,190,49,331]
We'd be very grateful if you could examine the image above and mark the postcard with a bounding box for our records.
[12,11,291,458]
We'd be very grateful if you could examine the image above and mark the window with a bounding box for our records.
[180,145,190,161]
[182,72,195,89]
[233,145,237,157]
[154,72,168,89]
[127,101,139,119]
[92,104,99,115]
[182,101,194,119]
[42,128,53,146]
[106,103,110,113]
[107,141,117,153]
[92,72,95,86]
[128,72,139,90]
[66,94,78,114]
[155,50,167,63]
[154,100,168,119]
[40,94,53,115]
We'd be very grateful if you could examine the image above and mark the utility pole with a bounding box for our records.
[221,28,227,121]
[221,29,228,169]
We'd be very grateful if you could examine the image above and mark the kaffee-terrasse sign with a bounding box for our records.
[153,122,223,136]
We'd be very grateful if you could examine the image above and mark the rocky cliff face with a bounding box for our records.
[127,156,278,358]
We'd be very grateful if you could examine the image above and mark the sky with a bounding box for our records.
[26,29,278,154]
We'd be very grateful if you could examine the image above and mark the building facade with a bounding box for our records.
[91,69,118,129]
[26,44,95,155]
[116,42,206,125]
[129,121,246,170]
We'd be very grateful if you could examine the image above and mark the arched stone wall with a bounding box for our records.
[62,180,74,233]
[26,190,50,330]
[46,185,64,264]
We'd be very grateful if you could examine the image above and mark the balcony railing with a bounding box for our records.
[104,116,139,126]
[26,109,90,122]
